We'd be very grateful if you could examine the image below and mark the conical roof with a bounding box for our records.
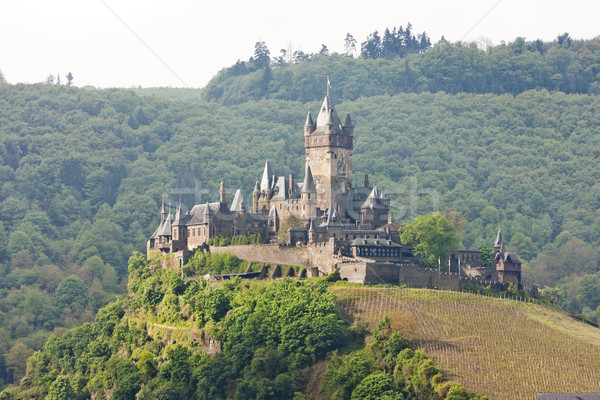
[203,201,211,216]
[260,160,274,191]
[324,206,343,227]
[158,213,172,236]
[253,181,260,194]
[231,189,245,212]
[301,164,316,194]
[314,94,342,134]
[344,112,353,127]
[304,111,314,127]
[172,204,183,226]
[494,229,503,248]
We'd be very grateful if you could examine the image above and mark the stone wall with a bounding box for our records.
[339,262,464,291]
[209,242,338,274]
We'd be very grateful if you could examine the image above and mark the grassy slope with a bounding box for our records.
[330,285,600,400]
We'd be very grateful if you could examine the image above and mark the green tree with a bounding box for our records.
[400,212,460,269]
[252,41,271,69]
[47,376,75,400]
[5,343,33,382]
[351,371,403,400]
[478,245,493,268]
[55,275,92,310]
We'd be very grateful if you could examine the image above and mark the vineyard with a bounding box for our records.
[331,286,600,400]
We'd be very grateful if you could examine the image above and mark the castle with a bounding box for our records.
[147,87,522,289]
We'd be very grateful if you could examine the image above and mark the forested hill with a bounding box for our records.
[2,63,600,383]
[201,36,600,105]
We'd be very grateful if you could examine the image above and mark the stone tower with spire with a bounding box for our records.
[304,85,354,217]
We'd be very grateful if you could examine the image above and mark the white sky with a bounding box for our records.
[1,0,599,89]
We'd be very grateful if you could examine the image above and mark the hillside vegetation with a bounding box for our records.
[332,286,600,400]
[202,37,600,105]
[5,251,598,399]
[2,34,600,386]
[4,253,486,399]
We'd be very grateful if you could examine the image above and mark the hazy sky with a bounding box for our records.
[1,0,599,88]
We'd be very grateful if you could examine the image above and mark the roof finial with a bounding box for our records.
[327,76,331,97]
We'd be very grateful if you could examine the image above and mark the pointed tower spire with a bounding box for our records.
[494,229,504,253]
[260,160,273,192]
[172,204,183,226]
[202,201,211,223]
[305,111,314,127]
[343,112,354,135]
[304,111,315,135]
[253,181,260,194]
[160,194,166,223]
[301,164,316,193]
[344,112,353,127]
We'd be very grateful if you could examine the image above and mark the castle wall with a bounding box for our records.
[209,242,338,274]
[338,262,462,290]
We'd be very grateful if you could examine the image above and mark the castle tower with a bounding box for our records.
[494,229,504,255]
[301,164,317,219]
[171,204,186,251]
[252,181,260,213]
[202,201,211,224]
[304,87,353,216]
[258,160,274,213]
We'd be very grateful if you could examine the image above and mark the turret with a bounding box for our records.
[202,202,211,223]
[252,181,260,213]
[304,111,315,135]
[301,164,317,219]
[160,195,166,223]
[171,204,186,251]
[343,112,354,135]
[494,229,504,255]
[260,160,274,196]
[325,109,335,134]
[308,218,316,244]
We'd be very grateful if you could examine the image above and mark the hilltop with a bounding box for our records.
[4,252,598,399]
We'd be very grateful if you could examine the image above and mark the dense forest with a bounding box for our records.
[202,32,600,105]
[1,31,600,391]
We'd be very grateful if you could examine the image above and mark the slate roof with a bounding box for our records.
[157,213,172,236]
[301,164,316,194]
[314,94,343,134]
[349,238,401,247]
[230,189,245,212]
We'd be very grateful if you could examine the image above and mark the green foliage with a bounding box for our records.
[46,376,75,400]
[187,251,247,275]
[401,212,459,269]
[322,317,484,400]
[477,245,493,268]
[55,275,92,310]
[351,371,404,400]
